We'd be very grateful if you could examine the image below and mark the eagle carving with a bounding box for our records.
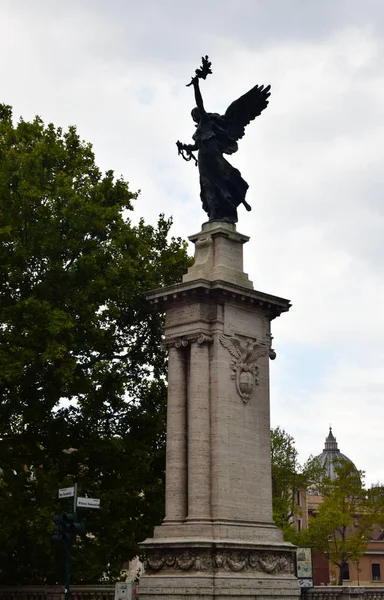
[219,334,268,403]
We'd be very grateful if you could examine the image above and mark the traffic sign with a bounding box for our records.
[77,496,100,509]
[59,486,75,499]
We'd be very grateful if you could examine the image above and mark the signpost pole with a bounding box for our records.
[57,483,77,600]
[65,542,71,600]
[55,482,99,600]
[73,482,78,517]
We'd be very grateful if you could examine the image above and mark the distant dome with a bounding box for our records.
[314,428,357,481]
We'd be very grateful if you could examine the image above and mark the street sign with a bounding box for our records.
[59,486,75,499]
[296,547,314,589]
[77,496,100,509]
[298,579,313,588]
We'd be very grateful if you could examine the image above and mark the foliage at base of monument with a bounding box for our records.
[270,427,324,544]
[0,104,191,584]
[306,460,384,586]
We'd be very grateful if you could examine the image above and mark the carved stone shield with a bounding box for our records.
[237,367,255,402]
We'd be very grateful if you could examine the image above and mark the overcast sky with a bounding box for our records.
[1,0,384,485]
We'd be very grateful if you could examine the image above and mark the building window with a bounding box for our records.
[297,519,302,532]
[372,564,381,581]
[297,491,301,506]
[342,563,350,580]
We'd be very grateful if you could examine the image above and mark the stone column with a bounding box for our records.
[164,341,187,523]
[186,334,211,522]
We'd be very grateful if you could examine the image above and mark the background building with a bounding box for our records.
[303,429,384,586]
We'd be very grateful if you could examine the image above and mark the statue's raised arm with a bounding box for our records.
[176,56,271,224]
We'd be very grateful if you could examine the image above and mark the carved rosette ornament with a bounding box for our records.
[144,548,294,575]
[174,337,189,348]
[165,333,213,350]
[219,334,269,402]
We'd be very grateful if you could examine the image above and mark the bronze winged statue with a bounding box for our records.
[177,56,271,224]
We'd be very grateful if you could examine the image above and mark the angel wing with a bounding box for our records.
[224,84,271,144]
[219,334,243,359]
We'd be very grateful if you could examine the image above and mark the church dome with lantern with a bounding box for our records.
[314,427,357,481]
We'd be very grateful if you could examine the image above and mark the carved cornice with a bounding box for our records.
[144,547,294,575]
[146,279,291,320]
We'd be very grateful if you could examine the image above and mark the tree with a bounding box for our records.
[307,460,384,585]
[0,104,191,583]
[270,426,323,543]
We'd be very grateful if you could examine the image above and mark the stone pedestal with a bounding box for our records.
[139,221,299,599]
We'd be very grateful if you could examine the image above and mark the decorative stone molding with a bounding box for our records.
[144,548,294,575]
[146,279,292,320]
[219,334,269,402]
[164,334,213,350]
[196,333,213,345]
[267,333,277,360]
[174,337,189,348]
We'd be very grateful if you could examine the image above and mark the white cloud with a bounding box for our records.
[1,1,384,484]
[271,355,384,486]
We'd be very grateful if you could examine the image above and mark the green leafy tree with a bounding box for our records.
[271,426,323,543]
[307,460,384,585]
[0,104,191,583]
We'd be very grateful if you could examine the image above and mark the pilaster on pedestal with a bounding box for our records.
[187,336,212,523]
[139,222,299,599]
[163,342,187,524]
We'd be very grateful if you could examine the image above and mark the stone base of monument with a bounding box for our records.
[139,221,300,599]
[139,540,299,599]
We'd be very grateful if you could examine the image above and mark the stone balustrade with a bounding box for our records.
[2,584,384,600]
[0,586,115,600]
[3,585,384,600]
[308,587,384,600]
